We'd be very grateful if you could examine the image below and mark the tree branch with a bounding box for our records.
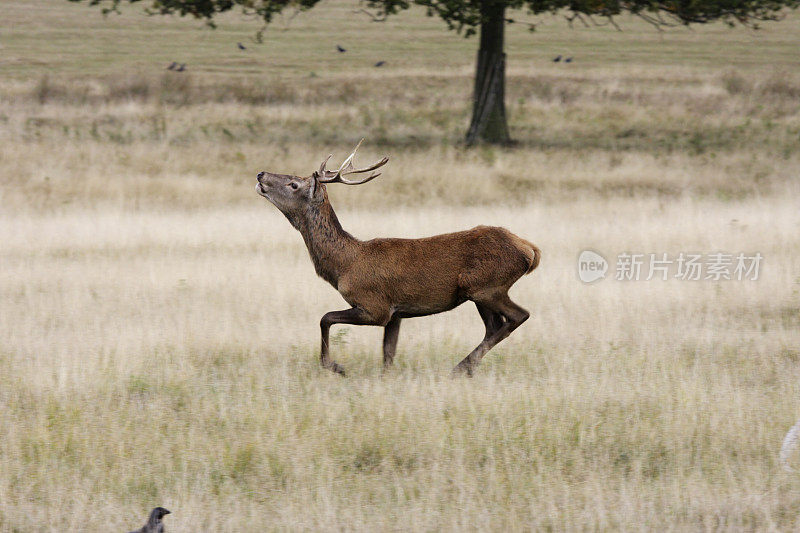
[354,7,388,22]
[565,12,590,28]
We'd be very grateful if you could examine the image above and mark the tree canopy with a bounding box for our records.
[73,0,799,31]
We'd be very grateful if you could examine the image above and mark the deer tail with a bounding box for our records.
[518,238,541,274]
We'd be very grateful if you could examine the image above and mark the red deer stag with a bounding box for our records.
[256,140,540,376]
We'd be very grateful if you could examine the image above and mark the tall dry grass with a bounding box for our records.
[2,199,800,530]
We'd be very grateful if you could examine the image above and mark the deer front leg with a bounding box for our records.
[320,307,388,376]
[382,315,402,371]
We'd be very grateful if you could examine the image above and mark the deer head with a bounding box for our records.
[256,139,389,216]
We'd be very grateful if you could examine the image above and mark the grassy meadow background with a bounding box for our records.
[2,0,800,530]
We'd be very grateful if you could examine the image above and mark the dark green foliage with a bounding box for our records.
[68,0,799,32]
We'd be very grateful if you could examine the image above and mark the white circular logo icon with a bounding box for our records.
[578,250,608,283]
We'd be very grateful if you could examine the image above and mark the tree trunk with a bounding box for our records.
[465,1,510,145]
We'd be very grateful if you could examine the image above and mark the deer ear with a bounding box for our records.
[308,173,320,201]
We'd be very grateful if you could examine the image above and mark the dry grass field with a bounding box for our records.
[2,0,800,530]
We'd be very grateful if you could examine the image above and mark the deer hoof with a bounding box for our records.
[451,361,474,378]
[324,361,346,376]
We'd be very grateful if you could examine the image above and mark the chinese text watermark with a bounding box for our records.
[578,251,762,283]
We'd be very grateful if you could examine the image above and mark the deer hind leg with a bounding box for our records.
[382,315,402,371]
[453,295,530,377]
[477,302,504,339]
[320,307,388,376]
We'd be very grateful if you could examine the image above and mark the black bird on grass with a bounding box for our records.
[552,55,562,62]
[237,42,246,50]
[176,63,186,72]
[128,507,171,533]
[374,60,386,67]
[166,62,178,70]
[564,57,573,63]
[336,44,346,53]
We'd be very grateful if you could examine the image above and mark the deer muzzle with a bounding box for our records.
[256,172,269,196]
[256,171,268,194]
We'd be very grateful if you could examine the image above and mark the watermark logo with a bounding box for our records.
[577,250,609,283]
[578,250,763,283]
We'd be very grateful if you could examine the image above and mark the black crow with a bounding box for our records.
[176,63,186,72]
[166,62,177,70]
[552,55,562,62]
[564,57,573,63]
[374,60,386,67]
[128,507,170,533]
[237,42,246,50]
[336,44,346,53]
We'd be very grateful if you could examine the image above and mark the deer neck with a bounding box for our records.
[288,201,359,288]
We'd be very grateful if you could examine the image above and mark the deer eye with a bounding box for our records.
[290,182,299,190]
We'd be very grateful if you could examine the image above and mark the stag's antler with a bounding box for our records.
[315,139,389,185]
